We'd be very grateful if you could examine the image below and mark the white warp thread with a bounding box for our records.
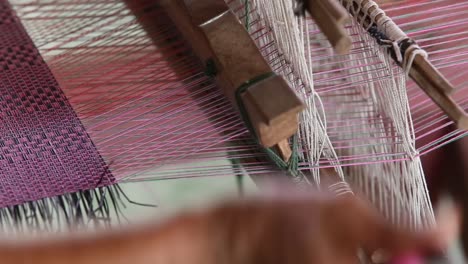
[246,0,346,186]
[229,0,434,233]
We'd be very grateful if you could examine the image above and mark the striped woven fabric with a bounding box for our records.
[0,0,114,208]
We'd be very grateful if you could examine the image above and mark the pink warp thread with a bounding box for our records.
[0,1,114,207]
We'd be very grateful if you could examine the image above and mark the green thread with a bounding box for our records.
[244,0,250,31]
[204,59,218,77]
[231,158,245,197]
[235,72,300,176]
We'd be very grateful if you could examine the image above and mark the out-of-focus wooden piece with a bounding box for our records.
[409,54,468,130]
[316,0,350,25]
[411,55,455,95]
[306,0,351,54]
[320,167,344,186]
[319,167,354,197]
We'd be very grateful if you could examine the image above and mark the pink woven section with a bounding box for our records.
[0,1,114,207]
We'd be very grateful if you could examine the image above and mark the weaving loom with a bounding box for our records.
[0,0,466,259]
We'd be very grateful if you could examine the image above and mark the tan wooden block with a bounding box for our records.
[409,55,468,130]
[243,94,300,147]
[244,75,305,125]
[307,0,351,54]
[200,11,271,91]
[412,55,454,95]
[312,0,350,25]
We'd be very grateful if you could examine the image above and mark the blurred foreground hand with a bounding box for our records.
[0,191,459,264]
[204,193,456,264]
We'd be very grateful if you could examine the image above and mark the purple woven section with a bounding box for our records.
[0,1,114,207]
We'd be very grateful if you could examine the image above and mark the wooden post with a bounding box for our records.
[306,0,352,55]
